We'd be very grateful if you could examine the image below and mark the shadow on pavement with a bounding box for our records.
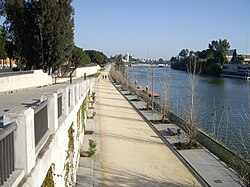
[94,164,189,187]
[97,132,164,146]
[99,113,144,123]
[21,99,40,108]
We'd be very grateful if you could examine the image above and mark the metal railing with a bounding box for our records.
[0,122,17,185]
[74,87,77,102]
[57,93,63,118]
[68,89,71,107]
[34,101,48,146]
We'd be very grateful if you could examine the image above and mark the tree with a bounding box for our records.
[179,49,189,58]
[159,73,171,122]
[208,39,230,65]
[158,58,164,63]
[0,26,7,61]
[184,56,202,145]
[69,46,91,83]
[85,50,107,65]
[3,0,74,73]
[114,54,125,74]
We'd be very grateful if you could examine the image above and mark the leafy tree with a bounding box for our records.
[114,54,125,74]
[0,26,7,60]
[85,50,107,65]
[179,49,189,58]
[69,46,91,83]
[171,39,231,76]
[208,39,230,65]
[158,58,164,63]
[3,0,74,73]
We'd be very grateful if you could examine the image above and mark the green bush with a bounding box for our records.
[87,139,97,157]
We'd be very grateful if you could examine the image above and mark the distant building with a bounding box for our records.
[0,58,17,68]
[125,53,129,62]
[240,54,250,64]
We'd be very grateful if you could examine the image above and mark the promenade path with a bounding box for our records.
[0,78,93,126]
[92,77,201,186]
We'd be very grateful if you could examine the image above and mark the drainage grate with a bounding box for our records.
[214,180,223,183]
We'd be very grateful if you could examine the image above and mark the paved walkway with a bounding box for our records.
[120,92,242,187]
[0,77,94,126]
[87,77,201,186]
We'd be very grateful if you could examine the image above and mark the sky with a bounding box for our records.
[72,0,250,60]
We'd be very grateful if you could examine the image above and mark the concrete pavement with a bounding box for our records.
[0,77,93,126]
[119,90,242,187]
[87,76,201,186]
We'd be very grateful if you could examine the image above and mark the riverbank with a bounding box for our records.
[76,68,244,186]
[115,86,242,187]
[76,73,202,186]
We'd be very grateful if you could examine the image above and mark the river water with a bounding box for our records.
[127,66,250,159]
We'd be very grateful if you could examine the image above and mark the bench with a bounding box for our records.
[167,127,181,136]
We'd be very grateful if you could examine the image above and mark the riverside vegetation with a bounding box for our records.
[170,39,244,76]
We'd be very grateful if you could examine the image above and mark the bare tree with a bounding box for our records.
[184,56,202,144]
[158,70,171,122]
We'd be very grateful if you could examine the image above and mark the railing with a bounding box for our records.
[74,86,77,102]
[34,101,48,146]
[68,89,71,107]
[57,93,63,118]
[0,122,17,185]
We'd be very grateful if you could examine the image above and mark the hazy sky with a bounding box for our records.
[74,0,250,60]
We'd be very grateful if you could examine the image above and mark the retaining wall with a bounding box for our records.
[0,70,52,93]
[73,65,101,77]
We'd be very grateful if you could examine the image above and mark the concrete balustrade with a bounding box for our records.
[2,79,94,187]
[41,93,58,132]
[4,108,36,175]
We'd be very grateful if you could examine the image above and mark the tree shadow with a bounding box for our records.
[98,96,124,101]
[98,90,121,96]
[100,103,132,110]
[96,132,164,147]
[99,108,138,116]
[99,113,144,123]
[21,99,40,108]
[92,164,194,187]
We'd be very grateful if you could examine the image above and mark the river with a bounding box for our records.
[127,66,250,159]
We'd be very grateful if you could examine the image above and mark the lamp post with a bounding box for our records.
[151,69,154,115]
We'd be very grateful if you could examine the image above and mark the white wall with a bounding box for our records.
[0,70,52,93]
[73,65,101,77]
[3,80,94,187]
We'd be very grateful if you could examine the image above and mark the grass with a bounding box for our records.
[174,142,201,150]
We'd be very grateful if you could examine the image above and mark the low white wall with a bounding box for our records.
[73,65,101,77]
[0,70,52,93]
[3,80,94,187]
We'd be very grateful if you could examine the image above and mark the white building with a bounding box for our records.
[125,53,129,62]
